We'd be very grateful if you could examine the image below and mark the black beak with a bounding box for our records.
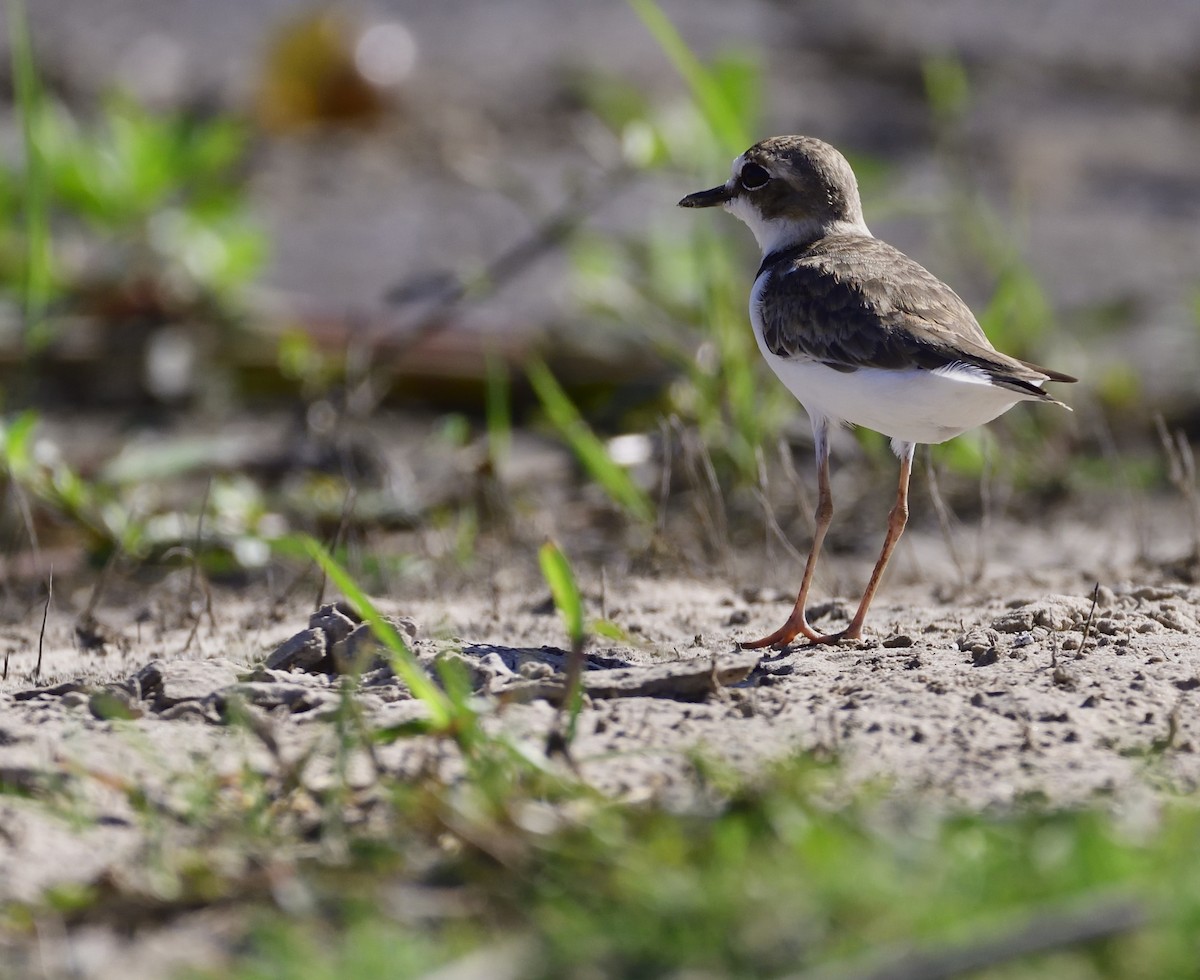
[678,184,731,208]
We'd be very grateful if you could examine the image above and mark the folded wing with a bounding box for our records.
[757,235,1076,400]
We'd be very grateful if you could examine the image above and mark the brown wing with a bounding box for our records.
[757,235,1075,398]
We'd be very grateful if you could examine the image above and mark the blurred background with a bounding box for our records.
[1,0,1198,600]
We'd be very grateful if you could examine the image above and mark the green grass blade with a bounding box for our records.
[538,539,585,650]
[538,539,588,742]
[7,0,54,350]
[526,358,654,523]
[301,536,453,730]
[484,351,512,468]
[626,0,750,153]
[591,619,631,643]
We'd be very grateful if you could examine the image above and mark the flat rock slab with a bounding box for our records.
[135,659,245,707]
[492,648,762,704]
[992,594,1100,633]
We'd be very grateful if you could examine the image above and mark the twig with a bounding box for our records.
[315,484,358,610]
[924,455,970,588]
[1152,696,1184,754]
[695,435,730,568]
[0,479,41,606]
[179,477,214,655]
[1078,582,1101,654]
[669,418,732,574]
[35,566,51,680]
[1091,407,1151,563]
[668,417,720,557]
[10,479,41,577]
[656,416,674,536]
[174,548,205,656]
[183,476,212,605]
[753,485,808,568]
[322,167,624,439]
[1154,414,1200,562]
[383,168,632,356]
[82,542,122,621]
[778,435,814,534]
[272,549,319,610]
[975,445,992,584]
[755,434,808,565]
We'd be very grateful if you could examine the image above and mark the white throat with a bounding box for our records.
[725,194,871,256]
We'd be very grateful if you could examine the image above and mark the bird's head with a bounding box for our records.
[679,135,868,254]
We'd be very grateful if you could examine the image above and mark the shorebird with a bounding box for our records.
[679,135,1075,648]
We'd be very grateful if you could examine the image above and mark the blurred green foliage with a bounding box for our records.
[569,5,796,488]
[277,329,342,398]
[0,410,301,572]
[0,409,146,557]
[528,357,655,522]
[0,96,266,345]
[0,9,271,570]
[212,752,1200,979]
[627,0,752,155]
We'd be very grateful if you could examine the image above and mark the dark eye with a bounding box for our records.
[739,162,770,190]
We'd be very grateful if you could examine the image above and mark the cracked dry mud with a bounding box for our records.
[0,508,1198,975]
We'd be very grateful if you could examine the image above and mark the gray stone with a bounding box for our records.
[154,660,243,707]
[131,661,164,699]
[266,627,328,672]
[309,604,358,646]
[157,701,218,723]
[329,624,392,674]
[959,627,1000,655]
[992,596,1095,633]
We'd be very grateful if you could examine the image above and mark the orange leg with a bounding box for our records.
[740,438,915,649]
[839,442,914,640]
[740,421,837,649]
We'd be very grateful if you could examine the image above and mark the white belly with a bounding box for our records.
[760,354,1028,444]
[749,276,1033,445]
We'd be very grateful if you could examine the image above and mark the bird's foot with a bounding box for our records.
[738,621,836,650]
[739,620,864,650]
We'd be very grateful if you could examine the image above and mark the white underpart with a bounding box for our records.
[748,271,1041,452]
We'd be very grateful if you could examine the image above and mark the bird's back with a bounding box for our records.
[749,234,1074,444]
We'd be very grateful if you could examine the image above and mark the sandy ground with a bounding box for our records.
[2,505,1197,943]
[0,507,1194,975]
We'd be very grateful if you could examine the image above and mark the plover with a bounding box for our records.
[679,135,1075,647]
